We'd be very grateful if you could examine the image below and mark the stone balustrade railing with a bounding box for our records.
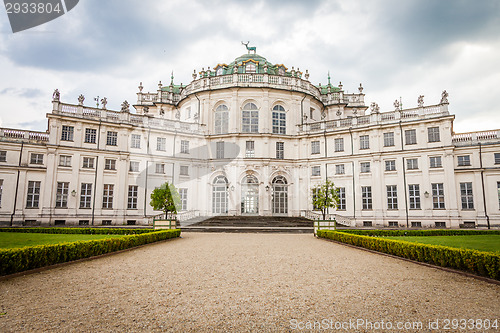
[53,102,203,134]
[452,130,500,146]
[298,103,449,133]
[137,73,365,107]
[0,128,49,142]
[300,210,355,227]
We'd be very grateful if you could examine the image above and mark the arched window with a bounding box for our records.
[272,176,288,215]
[212,176,228,214]
[272,105,286,134]
[245,62,256,73]
[242,102,258,133]
[216,67,223,76]
[278,67,285,76]
[241,175,259,214]
[214,104,229,134]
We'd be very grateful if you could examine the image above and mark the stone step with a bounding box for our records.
[182,216,314,233]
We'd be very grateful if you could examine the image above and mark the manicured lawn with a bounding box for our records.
[0,232,124,249]
[389,235,500,253]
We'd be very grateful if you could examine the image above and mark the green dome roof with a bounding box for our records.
[230,53,269,66]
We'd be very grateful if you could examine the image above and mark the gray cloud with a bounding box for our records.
[0,0,499,132]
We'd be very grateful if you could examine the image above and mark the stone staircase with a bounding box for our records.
[181,216,314,233]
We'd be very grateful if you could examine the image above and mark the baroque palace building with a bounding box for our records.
[0,48,499,228]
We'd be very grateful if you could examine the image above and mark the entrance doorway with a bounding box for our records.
[241,175,259,215]
[272,176,288,215]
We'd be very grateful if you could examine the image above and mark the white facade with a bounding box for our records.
[0,51,499,228]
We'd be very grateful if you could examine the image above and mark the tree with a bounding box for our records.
[150,182,181,219]
[311,179,340,220]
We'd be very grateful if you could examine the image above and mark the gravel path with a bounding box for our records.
[1,233,499,332]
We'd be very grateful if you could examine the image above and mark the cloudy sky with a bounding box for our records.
[0,0,499,133]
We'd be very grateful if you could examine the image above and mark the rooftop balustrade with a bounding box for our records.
[52,102,202,134]
[136,73,365,107]
[298,104,450,133]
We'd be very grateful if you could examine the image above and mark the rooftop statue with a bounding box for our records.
[441,90,449,104]
[52,89,60,102]
[418,95,424,107]
[241,41,256,54]
[121,100,130,112]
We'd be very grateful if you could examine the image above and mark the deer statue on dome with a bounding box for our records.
[242,41,256,54]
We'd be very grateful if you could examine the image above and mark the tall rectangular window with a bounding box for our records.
[245,141,255,157]
[180,165,189,176]
[457,155,471,166]
[408,184,421,209]
[84,128,97,143]
[82,157,95,169]
[334,138,344,152]
[311,141,320,154]
[276,142,284,159]
[180,140,189,154]
[179,188,188,211]
[360,162,370,173]
[385,160,396,171]
[216,142,225,159]
[338,187,346,210]
[311,166,321,176]
[405,129,417,145]
[104,159,116,170]
[55,182,69,208]
[59,155,72,167]
[26,181,41,208]
[61,125,74,141]
[155,163,165,174]
[387,185,398,210]
[383,132,394,147]
[30,153,43,165]
[312,188,319,210]
[428,127,440,142]
[362,186,372,210]
[432,183,445,209]
[0,151,6,162]
[272,108,286,134]
[131,134,141,149]
[498,182,500,209]
[360,135,370,149]
[102,184,114,209]
[0,179,3,208]
[80,183,92,209]
[157,137,166,151]
[129,161,139,172]
[429,156,442,168]
[335,164,345,175]
[128,185,138,209]
[106,131,117,146]
[460,182,474,209]
[406,158,418,170]
[495,153,500,164]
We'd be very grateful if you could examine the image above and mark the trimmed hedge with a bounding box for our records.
[0,229,181,276]
[0,228,153,235]
[317,230,500,280]
[338,229,500,237]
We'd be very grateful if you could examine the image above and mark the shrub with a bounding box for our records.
[337,229,500,237]
[317,230,500,280]
[0,229,181,276]
[0,228,153,235]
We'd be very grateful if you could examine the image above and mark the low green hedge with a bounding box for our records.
[338,229,500,237]
[0,229,181,276]
[317,230,500,280]
[0,228,153,235]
